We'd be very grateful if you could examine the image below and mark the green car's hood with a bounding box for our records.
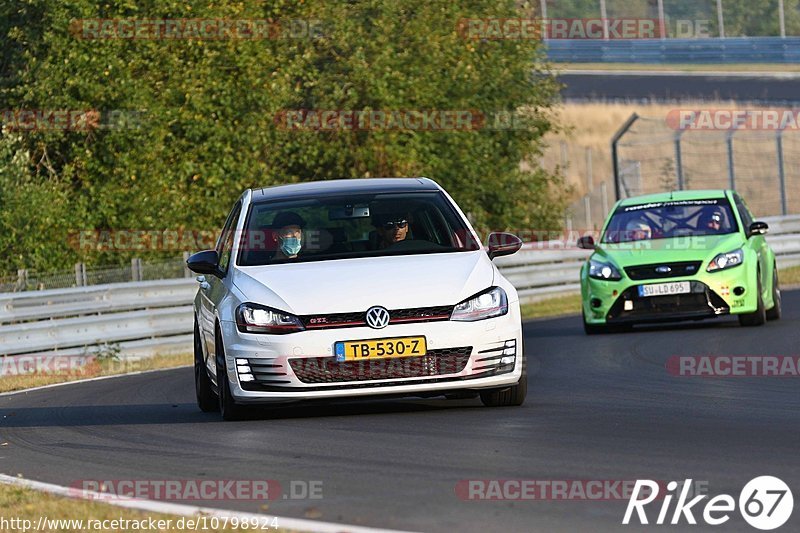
[594,233,745,268]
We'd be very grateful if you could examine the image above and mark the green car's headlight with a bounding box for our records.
[707,248,744,272]
[588,259,623,281]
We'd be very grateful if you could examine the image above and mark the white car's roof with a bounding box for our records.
[251,177,439,201]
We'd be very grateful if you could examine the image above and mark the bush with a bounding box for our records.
[0,0,568,273]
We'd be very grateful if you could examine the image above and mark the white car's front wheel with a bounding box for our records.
[194,319,218,413]
[216,328,248,421]
[480,354,527,407]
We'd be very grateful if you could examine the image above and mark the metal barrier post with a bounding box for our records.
[726,130,736,190]
[777,129,788,215]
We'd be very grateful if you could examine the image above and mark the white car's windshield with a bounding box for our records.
[237,191,480,266]
[602,199,738,244]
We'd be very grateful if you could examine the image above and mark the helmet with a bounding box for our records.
[625,219,652,241]
[698,207,724,230]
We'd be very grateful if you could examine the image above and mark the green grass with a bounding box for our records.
[0,483,283,532]
[0,353,191,393]
[781,265,800,286]
[520,293,582,320]
[554,62,800,72]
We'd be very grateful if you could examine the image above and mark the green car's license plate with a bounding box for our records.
[638,282,691,297]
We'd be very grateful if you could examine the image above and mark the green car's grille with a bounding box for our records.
[624,261,703,281]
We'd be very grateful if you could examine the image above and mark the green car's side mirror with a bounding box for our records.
[748,221,769,238]
[576,236,595,249]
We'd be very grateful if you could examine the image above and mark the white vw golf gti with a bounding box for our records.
[188,178,526,420]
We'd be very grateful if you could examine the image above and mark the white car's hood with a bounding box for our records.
[232,251,494,314]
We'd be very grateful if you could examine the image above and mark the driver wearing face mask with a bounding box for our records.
[270,211,306,260]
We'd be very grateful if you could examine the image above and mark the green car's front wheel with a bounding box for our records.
[738,271,767,327]
[582,309,631,335]
[766,267,782,321]
[583,310,605,335]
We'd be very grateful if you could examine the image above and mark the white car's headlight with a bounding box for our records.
[588,259,622,281]
[707,248,744,272]
[451,287,508,322]
[236,303,305,334]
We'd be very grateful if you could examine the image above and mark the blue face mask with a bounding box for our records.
[280,236,302,256]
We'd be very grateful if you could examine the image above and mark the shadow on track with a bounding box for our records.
[0,396,487,428]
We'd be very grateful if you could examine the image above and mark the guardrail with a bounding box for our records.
[2,214,799,357]
[545,37,800,64]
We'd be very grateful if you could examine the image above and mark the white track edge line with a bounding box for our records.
[0,474,419,533]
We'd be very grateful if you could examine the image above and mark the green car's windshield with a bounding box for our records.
[602,199,739,244]
[237,191,481,266]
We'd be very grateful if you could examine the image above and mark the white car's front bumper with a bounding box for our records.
[218,303,524,404]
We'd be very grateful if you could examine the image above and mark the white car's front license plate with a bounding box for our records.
[637,281,691,297]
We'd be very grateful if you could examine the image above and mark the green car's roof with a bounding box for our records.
[617,190,730,207]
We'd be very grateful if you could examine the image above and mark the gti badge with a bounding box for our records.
[365,306,390,329]
[655,265,672,274]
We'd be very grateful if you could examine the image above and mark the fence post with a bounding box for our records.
[183,251,192,278]
[16,269,27,291]
[657,0,666,38]
[599,0,609,40]
[716,0,725,38]
[726,130,736,190]
[584,195,592,229]
[539,0,548,41]
[777,129,788,216]
[74,263,84,287]
[674,131,685,190]
[779,0,786,38]
[600,181,609,218]
[585,147,593,193]
[611,113,639,201]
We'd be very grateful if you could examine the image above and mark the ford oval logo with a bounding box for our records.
[366,306,391,329]
[655,265,672,274]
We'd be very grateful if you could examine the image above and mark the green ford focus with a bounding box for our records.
[578,190,781,334]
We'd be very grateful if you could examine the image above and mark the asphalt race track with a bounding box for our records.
[2,291,800,532]
[559,72,800,104]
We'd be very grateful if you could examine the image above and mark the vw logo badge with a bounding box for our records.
[365,306,390,329]
[655,265,672,274]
